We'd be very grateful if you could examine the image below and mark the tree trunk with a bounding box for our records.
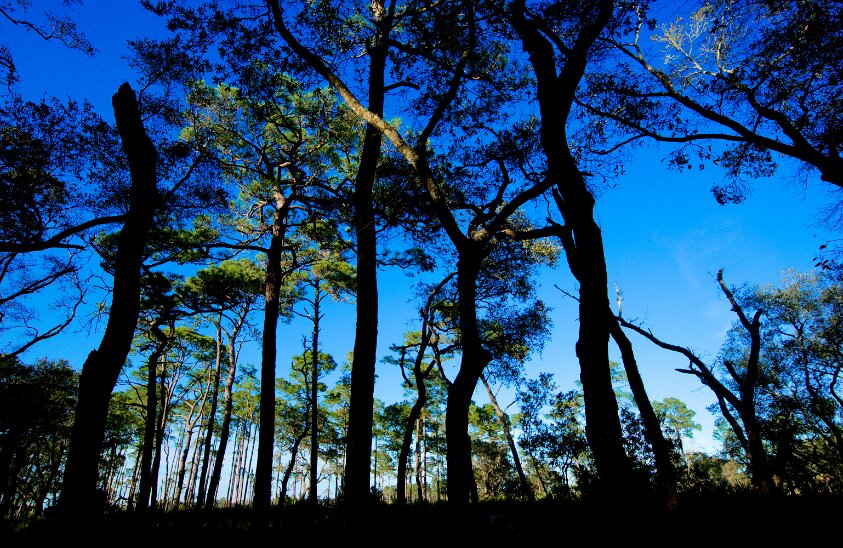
[150,356,173,509]
[197,315,224,505]
[205,321,243,508]
[480,374,534,501]
[609,316,678,508]
[59,83,159,516]
[511,0,640,498]
[254,196,289,510]
[309,282,321,504]
[445,250,490,508]
[136,329,164,511]
[414,416,423,501]
[174,381,209,507]
[280,410,309,505]
[343,2,390,507]
[397,367,429,504]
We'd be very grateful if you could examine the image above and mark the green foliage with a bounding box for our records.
[654,397,702,443]
[0,356,77,517]
[707,268,843,492]
[516,374,591,498]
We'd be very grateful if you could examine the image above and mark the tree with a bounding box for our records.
[293,251,353,504]
[653,397,702,460]
[262,0,391,505]
[0,0,94,87]
[479,374,533,500]
[384,273,454,505]
[179,260,264,508]
[59,83,160,516]
[617,269,779,493]
[0,356,77,518]
[583,0,842,201]
[267,0,572,509]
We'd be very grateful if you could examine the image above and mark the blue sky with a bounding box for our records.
[4,0,838,455]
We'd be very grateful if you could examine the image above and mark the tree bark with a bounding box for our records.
[253,195,290,510]
[397,353,432,504]
[59,83,159,516]
[716,270,778,493]
[445,248,490,508]
[280,409,310,505]
[136,324,165,511]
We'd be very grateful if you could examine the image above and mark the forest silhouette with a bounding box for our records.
[2,0,842,543]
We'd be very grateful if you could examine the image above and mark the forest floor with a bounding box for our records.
[3,493,841,547]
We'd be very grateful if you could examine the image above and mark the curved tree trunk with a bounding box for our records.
[136,322,167,511]
[511,0,640,498]
[149,353,173,509]
[59,83,159,516]
[397,366,429,504]
[445,250,490,508]
[280,408,310,505]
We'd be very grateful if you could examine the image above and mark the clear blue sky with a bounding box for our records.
[4,0,837,455]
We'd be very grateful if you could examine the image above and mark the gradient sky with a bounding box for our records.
[4,0,838,454]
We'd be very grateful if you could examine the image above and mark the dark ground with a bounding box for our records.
[3,494,841,547]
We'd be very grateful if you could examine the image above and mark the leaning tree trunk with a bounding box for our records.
[59,83,159,516]
[149,355,174,509]
[609,316,678,508]
[197,315,224,506]
[136,327,162,511]
[480,374,534,501]
[280,408,310,505]
[205,322,243,508]
[397,354,431,505]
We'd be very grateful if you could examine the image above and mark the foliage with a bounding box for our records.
[0,356,77,518]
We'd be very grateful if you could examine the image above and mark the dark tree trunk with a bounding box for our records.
[309,282,321,504]
[254,199,288,510]
[136,322,170,510]
[197,316,223,506]
[343,89,383,505]
[280,409,310,505]
[716,270,778,493]
[397,359,430,504]
[343,2,390,508]
[266,0,392,508]
[609,315,678,508]
[480,374,534,501]
[511,0,640,498]
[149,355,172,508]
[136,333,161,511]
[59,83,159,516]
[205,322,243,508]
[445,249,490,508]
